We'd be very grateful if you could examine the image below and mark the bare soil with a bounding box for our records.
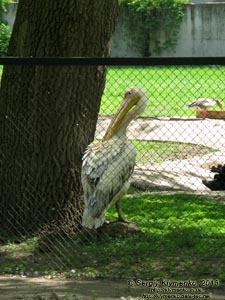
[98,116,225,193]
[0,275,225,300]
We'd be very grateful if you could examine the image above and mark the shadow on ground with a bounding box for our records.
[0,275,225,300]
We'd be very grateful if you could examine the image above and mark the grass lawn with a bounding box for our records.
[133,140,216,164]
[0,193,225,283]
[101,66,225,117]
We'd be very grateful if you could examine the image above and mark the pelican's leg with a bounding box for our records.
[115,200,129,223]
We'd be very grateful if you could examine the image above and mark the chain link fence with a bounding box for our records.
[0,58,225,284]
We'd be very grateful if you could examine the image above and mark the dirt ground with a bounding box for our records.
[98,116,225,193]
[0,275,225,300]
[0,276,140,299]
[96,116,225,149]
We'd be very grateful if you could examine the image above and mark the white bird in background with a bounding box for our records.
[188,98,223,119]
[81,87,149,229]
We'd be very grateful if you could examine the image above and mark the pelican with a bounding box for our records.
[188,98,223,119]
[81,87,149,229]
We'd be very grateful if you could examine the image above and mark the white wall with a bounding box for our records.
[112,3,225,57]
[157,3,225,57]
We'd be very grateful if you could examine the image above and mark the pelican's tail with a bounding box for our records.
[82,208,105,229]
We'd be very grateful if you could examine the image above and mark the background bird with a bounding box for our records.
[81,87,149,229]
[188,98,223,119]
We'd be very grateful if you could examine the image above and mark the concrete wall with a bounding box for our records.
[112,3,225,57]
[111,13,142,57]
[155,3,225,57]
[2,2,225,57]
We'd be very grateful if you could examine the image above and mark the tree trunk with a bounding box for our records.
[0,0,118,237]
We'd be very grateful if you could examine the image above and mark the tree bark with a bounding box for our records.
[0,0,118,237]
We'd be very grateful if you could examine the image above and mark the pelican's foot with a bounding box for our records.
[117,217,132,224]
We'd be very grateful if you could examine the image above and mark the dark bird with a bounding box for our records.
[202,164,225,190]
[81,87,149,229]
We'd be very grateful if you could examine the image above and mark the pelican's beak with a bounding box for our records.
[103,93,139,141]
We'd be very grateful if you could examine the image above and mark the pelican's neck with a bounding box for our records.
[103,91,148,141]
[107,100,145,140]
[112,109,136,138]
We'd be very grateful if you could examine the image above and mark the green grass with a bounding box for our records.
[133,140,216,164]
[101,66,225,117]
[1,193,225,283]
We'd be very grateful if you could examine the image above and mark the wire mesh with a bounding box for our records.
[0,59,225,284]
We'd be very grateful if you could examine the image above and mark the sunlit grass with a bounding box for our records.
[101,66,225,117]
[0,194,225,282]
[102,194,225,279]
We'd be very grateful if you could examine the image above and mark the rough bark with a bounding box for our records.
[0,0,119,237]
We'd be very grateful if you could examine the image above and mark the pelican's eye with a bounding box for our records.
[126,91,132,97]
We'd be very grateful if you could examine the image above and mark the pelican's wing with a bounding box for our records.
[81,140,136,218]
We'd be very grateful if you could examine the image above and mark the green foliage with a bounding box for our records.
[0,0,7,12]
[0,0,12,13]
[0,0,12,55]
[119,0,189,55]
[0,23,11,55]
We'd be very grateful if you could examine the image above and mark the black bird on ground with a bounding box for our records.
[202,164,225,191]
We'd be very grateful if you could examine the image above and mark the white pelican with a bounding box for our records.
[188,98,223,119]
[81,87,149,229]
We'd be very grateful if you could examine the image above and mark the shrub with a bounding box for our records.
[0,0,13,55]
[119,0,189,56]
[0,23,11,56]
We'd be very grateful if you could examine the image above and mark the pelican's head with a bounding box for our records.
[103,87,149,141]
[122,86,148,114]
[215,99,223,111]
